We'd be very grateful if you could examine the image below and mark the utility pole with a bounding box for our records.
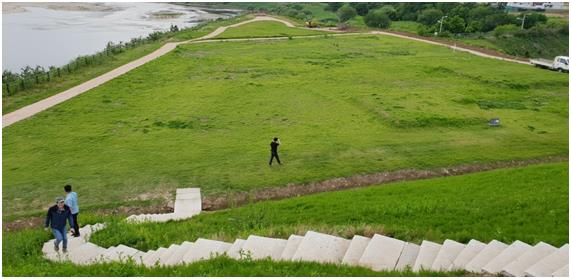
[438,15,448,34]
[518,14,526,30]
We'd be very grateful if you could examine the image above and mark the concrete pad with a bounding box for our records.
[412,240,442,272]
[241,235,288,260]
[524,244,568,277]
[431,239,465,271]
[68,242,107,265]
[502,242,557,277]
[481,240,531,274]
[552,264,569,277]
[164,241,194,266]
[358,234,405,271]
[342,235,371,266]
[176,188,201,194]
[291,231,351,264]
[182,238,232,264]
[464,240,508,273]
[449,239,486,271]
[227,239,246,260]
[143,247,168,267]
[280,235,304,261]
[174,198,201,214]
[395,242,421,271]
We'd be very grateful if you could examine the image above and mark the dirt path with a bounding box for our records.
[3,16,533,128]
[4,155,566,231]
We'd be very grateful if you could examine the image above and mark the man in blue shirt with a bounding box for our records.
[64,185,80,237]
[45,197,75,252]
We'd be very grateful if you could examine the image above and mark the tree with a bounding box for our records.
[465,20,484,32]
[444,15,466,34]
[417,8,444,26]
[378,5,397,20]
[482,13,516,32]
[364,9,392,29]
[468,5,495,21]
[522,12,548,29]
[350,2,370,16]
[325,3,343,12]
[337,5,357,23]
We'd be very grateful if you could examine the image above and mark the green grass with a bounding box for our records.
[3,34,568,219]
[215,21,327,39]
[2,15,248,115]
[389,21,423,34]
[89,163,568,251]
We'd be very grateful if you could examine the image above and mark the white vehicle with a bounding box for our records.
[530,56,569,72]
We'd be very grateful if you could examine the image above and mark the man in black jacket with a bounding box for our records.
[45,197,75,253]
[269,137,282,166]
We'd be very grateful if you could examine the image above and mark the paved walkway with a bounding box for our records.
[2,16,531,128]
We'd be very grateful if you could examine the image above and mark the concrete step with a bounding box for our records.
[91,223,106,232]
[227,239,246,260]
[358,234,405,271]
[481,240,531,274]
[412,240,441,272]
[341,235,371,266]
[280,235,304,261]
[552,264,569,277]
[176,188,201,194]
[431,239,465,271]
[163,241,194,266]
[79,224,92,238]
[449,239,486,271]
[44,251,70,262]
[240,235,287,260]
[97,246,118,262]
[464,240,508,273]
[525,244,569,277]
[174,199,201,215]
[395,242,420,271]
[68,242,107,265]
[140,249,157,266]
[143,247,168,267]
[158,244,181,266]
[502,242,557,277]
[113,245,142,262]
[291,231,351,264]
[182,238,232,264]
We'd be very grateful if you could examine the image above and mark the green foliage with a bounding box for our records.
[522,12,548,29]
[444,15,466,34]
[3,35,568,218]
[378,5,398,20]
[417,8,444,26]
[364,10,392,29]
[337,5,357,23]
[493,24,520,37]
[215,21,326,39]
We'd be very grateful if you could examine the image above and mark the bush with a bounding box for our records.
[493,24,520,37]
[337,5,357,23]
[417,8,444,25]
[482,13,516,32]
[465,20,484,32]
[522,12,548,29]
[444,15,466,34]
[378,5,397,20]
[364,9,392,29]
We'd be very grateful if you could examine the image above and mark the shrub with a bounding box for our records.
[337,5,357,23]
[417,8,444,25]
[364,9,392,29]
[444,15,466,34]
[493,24,520,37]
[378,5,397,20]
[522,12,548,29]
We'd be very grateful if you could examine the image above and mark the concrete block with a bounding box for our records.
[552,264,569,277]
[96,246,117,262]
[164,241,194,266]
[182,238,232,264]
[114,245,141,262]
[431,239,465,271]
[91,223,106,232]
[464,240,508,273]
[502,242,557,277]
[241,235,287,260]
[176,188,201,194]
[481,240,531,274]
[42,239,56,255]
[524,244,568,277]
[227,239,246,260]
[342,235,371,266]
[280,235,304,261]
[158,244,181,265]
[141,249,157,266]
[174,198,201,214]
[68,242,107,265]
[358,234,405,271]
[449,239,486,271]
[143,247,168,267]
[412,240,442,272]
[395,242,420,271]
[79,224,92,238]
[291,231,351,264]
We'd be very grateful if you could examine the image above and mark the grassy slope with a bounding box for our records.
[90,163,568,250]
[3,34,568,218]
[215,21,327,39]
[2,15,249,115]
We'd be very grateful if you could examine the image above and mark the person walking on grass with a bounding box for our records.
[64,184,80,237]
[45,197,75,253]
[269,137,282,166]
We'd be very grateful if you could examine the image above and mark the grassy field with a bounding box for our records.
[5,162,566,276]
[2,15,249,115]
[215,21,327,39]
[3,32,568,219]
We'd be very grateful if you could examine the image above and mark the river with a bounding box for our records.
[2,3,239,72]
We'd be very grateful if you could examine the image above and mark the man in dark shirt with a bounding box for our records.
[45,197,75,253]
[269,137,282,166]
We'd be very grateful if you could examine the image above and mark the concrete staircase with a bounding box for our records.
[126,188,201,223]
[41,188,568,276]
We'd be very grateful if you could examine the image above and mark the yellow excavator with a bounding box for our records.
[305,20,318,28]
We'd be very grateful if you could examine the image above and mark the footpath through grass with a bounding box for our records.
[215,21,327,39]
[3,33,568,218]
[89,163,568,251]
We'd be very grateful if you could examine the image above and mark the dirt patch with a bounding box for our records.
[4,156,566,231]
